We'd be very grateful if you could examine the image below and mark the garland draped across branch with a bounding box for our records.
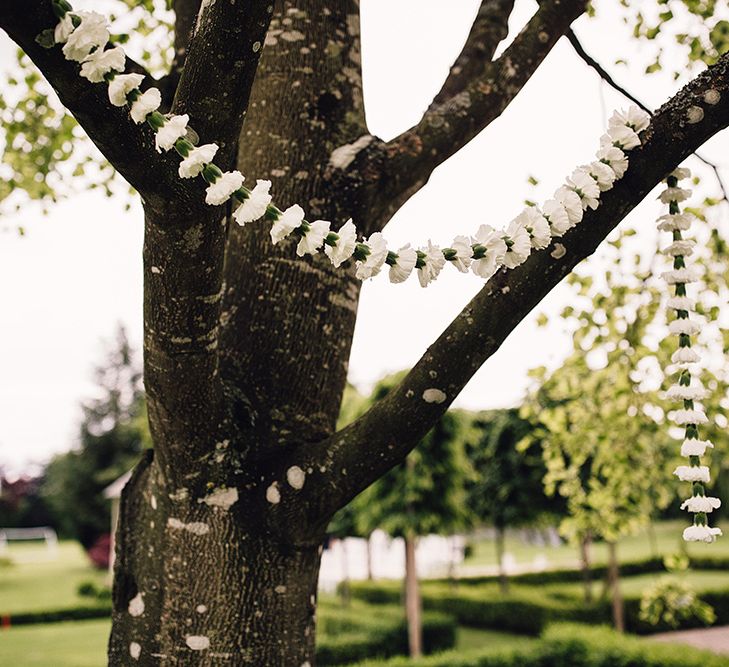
[43,0,650,288]
[659,170,723,543]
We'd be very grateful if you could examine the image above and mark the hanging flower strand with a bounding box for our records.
[659,168,722,543]
[45,0,649,290]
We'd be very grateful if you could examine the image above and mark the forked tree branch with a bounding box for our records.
[335,0,587,232]
[171,0,273,167]
[157,0,202,105]
[280,52,729,529]
[567,28,729,202]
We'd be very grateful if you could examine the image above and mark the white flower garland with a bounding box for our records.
[44,0,652,289]
[659,169,722,543]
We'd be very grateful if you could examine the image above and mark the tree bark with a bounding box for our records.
[495,526,509,594]
[579,532,593,604]
[607,541,624,632]
[404,534,423,659]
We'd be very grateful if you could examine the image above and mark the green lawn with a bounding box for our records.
[463,520,729,572]
[455,626,535,651]
[0,619,110,667]
[0,541,108,614]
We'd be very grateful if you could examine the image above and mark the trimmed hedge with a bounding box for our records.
[317,604,456,665]
[351,623,729,666]
[349,579,729,635]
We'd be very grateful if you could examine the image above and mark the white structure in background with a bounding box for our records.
[0,526,59,561]
[103,470,132,574]
[319,531,465,592]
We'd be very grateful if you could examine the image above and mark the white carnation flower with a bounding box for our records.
[130,88,162,124]
[205,170,243,206]
[674,465,710,483]
[668,318,701,336]
[108,73,145,107]
[601,124,641,150]
[417,241,446,287]
[515,207,551,250]
[447,235,474,273]
[80,46,125,83]
[233,180,272,226]
[681,439,713,457]
[355,232,388,280]
[325,219,357,267]
[683,524,722,543]
[662,240,695,257]
[554,187,583,227]
[609,106,651,133]
[672,409,709,426]
[270,204,305,245]
[566,167,600,211]
[659,187,691,204]
[155,114,190,153]
[667,296,696,311]
[587,160,616,191]
[541,199,571,236]
[671,167,691,181]
[389,245,418,284]
[179,144,219,179]
[681,496,721,513]
[471,224,507,280]
[297,219,330,257]
[661,268,700,284]
[656,213,694,232]
[666,383,707,401]
[596,145,629,179]
[62,11,109,62]
[672,347,701,365]
[502,218,531,269]
[54,14,75,44]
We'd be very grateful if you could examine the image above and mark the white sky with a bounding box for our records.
[1,1,728,473]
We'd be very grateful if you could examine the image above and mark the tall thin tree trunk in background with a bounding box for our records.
[404,534,423,658]
[495,525,509,594]
[607,541,624,632]
[579,532,593,603]
[366,534,374,581]
[340,538,351,607]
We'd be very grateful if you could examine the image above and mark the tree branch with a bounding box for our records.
[432,0,515,105]
[567,28,729,203]
[157,0,202,107]
[333,0,586,232]
[171,0,273,168]
[284,51,729,527]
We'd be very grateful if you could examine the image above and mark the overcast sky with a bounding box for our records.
[1,1,728,473]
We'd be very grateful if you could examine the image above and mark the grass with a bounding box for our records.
[455,626,535,651]
[0,619,110,667]
[462,520,729,572]
[0,541,108,614]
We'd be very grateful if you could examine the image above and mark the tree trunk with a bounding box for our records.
[579,532,593,603]
[607,540,624,632]
[495,526,509,594]
[366,534,374,581]
[340,538,351,607]
[108,454,323,665]
[109,2,368,664]
[404,534,423,659]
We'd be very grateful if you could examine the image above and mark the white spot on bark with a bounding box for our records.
[169,488,189,502]
[704,89,721,105]
[196,604,207,614]
[328,135,374,170]
[252,41,261,52]
[422,388,446,404]
[199,487,238,510]
[266,482,281,504]
[150,495,157,510]
[502,286,510,294]
[130,642,141,660]
[167,518,210,535]
[687,106,704,123]
[150,266,161,274]
[551,243,566,259]
[128,593,145,617]
[280,30,305,42]
[274,585,287,594]
[286,466,306,490]
[185,635,210,651]
[301,662,312,667]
